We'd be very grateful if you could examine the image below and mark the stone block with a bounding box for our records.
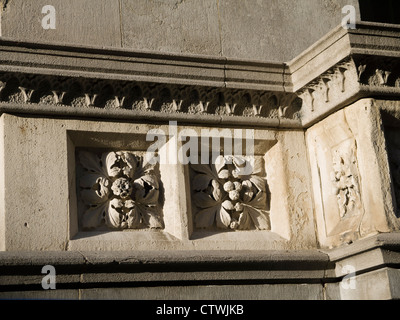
[306,99,399,248]
[80,283,325,300]
[0,289,79,300]
[0,113,316,251]
[1,0,121,47]
[0,114,70,251]
[339,268,394,300]
[1,0,361,62]
[120,0,221,56]
[219,0,361,61]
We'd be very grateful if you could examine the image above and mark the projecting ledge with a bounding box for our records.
[0,249,332,288]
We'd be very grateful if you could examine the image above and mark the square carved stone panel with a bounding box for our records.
[76,150,164,231]
[307,99,398,248]
[190,155,270,232]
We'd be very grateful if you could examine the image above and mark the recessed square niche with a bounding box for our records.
[67,128,185,251]
[180,129,291,243]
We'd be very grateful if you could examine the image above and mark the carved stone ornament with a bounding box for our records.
[0,72,301,120]
[330,148,361,219]
[78,151,163,230]
[354,55,400,87]
[296,57,355,113]
[191,155,270,231]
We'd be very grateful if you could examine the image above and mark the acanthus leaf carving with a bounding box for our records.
[84,93,98,107]
[78,150,163,230]
[0,72,302,121]
[375,69,391,86]
[353,55,400,87]
[191,155,270,231]
[52,90,66,104]
[295,57,358,114]
[18,86,34,103]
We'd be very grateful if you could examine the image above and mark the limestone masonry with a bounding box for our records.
[1,0,400,300]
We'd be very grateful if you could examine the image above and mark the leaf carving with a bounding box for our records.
[104,152,121,177]
[106,199,124,228]
[193,191,218,208]
[191,155,270,231]
[191,163,219,180]
[138,205,164,229]
[193,174,213,191]
[120,152,138,178]
[244,206,270,230]
[195,206,219,228]
[82,203,107,229]
[237,209,252,230]
[134,174,159,205]
[247,189,268,209]
[216,206,231,229]
[79,151,103,174]
[79,150,163,231]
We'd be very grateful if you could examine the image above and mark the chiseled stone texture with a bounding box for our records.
[1,0,360,61]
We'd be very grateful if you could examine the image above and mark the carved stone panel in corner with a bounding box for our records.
[190,155,270,231]
[330,146,362,220]
[306,100,400,248]
[306,109,365,247]
[77,150,164,231]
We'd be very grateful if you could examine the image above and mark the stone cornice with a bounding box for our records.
[0,70,301,129]
[0,37,287,91]
[0,38,300,128]
[0,22,400,128]
[289,22,400,127]
[0,250,332,288]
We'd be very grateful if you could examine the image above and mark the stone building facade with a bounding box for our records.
[1,0,400,300]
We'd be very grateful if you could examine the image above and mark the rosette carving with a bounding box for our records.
[78,151,163,230]
[191,156,270,231]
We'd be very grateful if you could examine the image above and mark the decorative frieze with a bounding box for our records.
[354,55,400,87]
[0,71,302,121]
[296,57,357,114]
[296,55,400,125]
[77,150,163,230]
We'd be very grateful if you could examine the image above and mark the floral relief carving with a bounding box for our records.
[330,148,361,219]
[191,155,270,231]
[78,150,163,230]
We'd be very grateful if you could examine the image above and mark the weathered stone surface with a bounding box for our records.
[1,0,121,47]
[0,249,330,300]
[219,0,360,61]
[306,99,399,248]
[2,1,400,301]
[1,0,361,62]
[0,113,316,251]
[79,284,325,300]
[120,0,221,56]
